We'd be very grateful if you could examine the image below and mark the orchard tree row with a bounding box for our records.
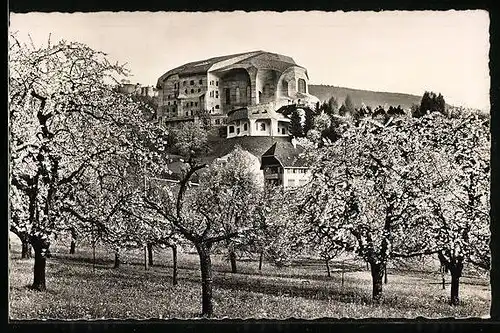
[9,34,491,318]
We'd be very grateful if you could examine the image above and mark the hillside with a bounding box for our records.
[309,85,423,110]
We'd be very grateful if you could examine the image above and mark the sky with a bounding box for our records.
[9,11,490,111]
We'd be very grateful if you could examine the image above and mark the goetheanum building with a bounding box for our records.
[155,51,320,131]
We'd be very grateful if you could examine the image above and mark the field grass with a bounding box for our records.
[8,235,491,320]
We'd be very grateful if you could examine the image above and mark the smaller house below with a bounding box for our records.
[260,139,311,188]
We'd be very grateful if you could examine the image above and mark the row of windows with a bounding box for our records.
[288,169,307,174]
[185,101,199,107]
[209,80,219,86]
[184,88,202,94]
[209,90,219,98]
[166,100,177,105]
[171,79,204,90]
[228,123,249,134]
[281,79,307,93]
[183,79,203,86]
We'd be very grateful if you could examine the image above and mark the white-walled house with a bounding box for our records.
[260,140,311,188]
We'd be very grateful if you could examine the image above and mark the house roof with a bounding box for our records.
[261,141,309,168]
[227,106,290,123]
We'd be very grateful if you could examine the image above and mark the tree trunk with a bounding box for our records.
[229,249,237,273]
[69,228,77,254]
[384,265,388,285]
[30,236,49,291]
[258,251,263,271]
[114,248,120,269]
[172,244,178,286]
[69,240,76,254]
[370,261,385,303]
[450,263,463,306]
[325,259,331,277]
[147,243,154,267]
[32,248,47,291]
[92,241,96,273]
[197,243,213,317]
[21,240,32,259]
[341,261,345,287]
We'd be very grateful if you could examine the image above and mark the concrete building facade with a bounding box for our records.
[156,51,320,129]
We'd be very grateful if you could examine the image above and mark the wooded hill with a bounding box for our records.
[309,84,422,110]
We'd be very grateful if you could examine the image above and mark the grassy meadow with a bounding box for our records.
[8,233,490,320]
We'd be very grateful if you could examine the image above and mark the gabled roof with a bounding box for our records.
[261,141,309,168]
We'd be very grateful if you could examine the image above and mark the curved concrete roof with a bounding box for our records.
[156,51,304,88]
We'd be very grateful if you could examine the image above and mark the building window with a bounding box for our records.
[174,101,176,105]
[235,87,240,104]
[282,80,288,95]
[298,79,306,93]
[215,91,219,98]
[195,102,198,107]
[198,88,201,93]
[215,119,220,125]
[216,81,218,86]
[167,101,170,105]
[199,79,202,84]
[229,126,235,133]
[225,88,231,105]
[243,123,248,131]
[186,103,189,107]
[263,84,270,98]
[210,91,214,97]
[190,102,194,107]
[210,80,213,86]
[183,81,186,86]
[282,128,285,134]
[191,89,194,93]
[191,110,194,116]
[190,80,194,85]
[185,112,189,116]
[215,104,220,109]
[260,123,266,131]
[185,89,188,94]
[168,94,171,99]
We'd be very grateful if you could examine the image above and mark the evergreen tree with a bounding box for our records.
[321,96,339,117]
[327,96,340,115]
[338,103,348,117]
[303,109,315,135]
[436,93,446,114]
[344,94,356,115]
[415,91,446,117]
[289,109,304,137]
